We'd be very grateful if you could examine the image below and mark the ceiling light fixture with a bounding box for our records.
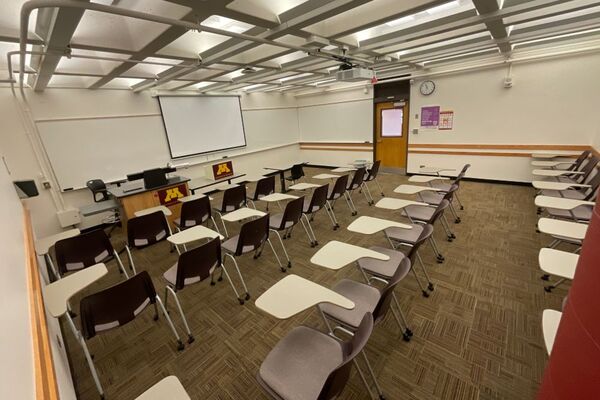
[426,1,460,15]
[386,15,415,27]
[513,27,600,48]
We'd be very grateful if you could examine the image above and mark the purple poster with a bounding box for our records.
[420,106,440,128]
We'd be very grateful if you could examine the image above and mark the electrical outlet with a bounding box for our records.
[42,181,51,189]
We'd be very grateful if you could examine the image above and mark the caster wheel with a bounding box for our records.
[437,258,444,264]
[541,274,550,281]
[447,237,453,242]
[455,218,461,224]
[460,206,464,210]
[428,283,434,291]
[379,395,386,399]
[245,293,251,301]
[450,234,456,239]
[536,229,540,233]
[333,226,338,231]
[101,395,105,400]
[405,329,414,337]
[177,341,185,351]
[402,334,411,342]
[153,315,159,321]
[352,212,357,216]
[422,291,430,298]
[314,241,319,246]
[238,299,245,305]
[381,193,385,197]
[310,242,316,248]
[188,335,195,344]
[218,276,223,282]
[287,262,292,268]
[335,224,340,229]
[210,281,216,286]
[544,286,554,293]
[280,267,287,273]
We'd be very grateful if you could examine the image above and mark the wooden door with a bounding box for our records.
[374,101,409,169]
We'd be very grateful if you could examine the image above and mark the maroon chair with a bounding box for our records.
[248,176,276,209]
[301,184,331,247]
[54,229,128,279]
[125,210,173,272]
[345,167,367,215]
[364,160,384,198]
[174,196,219,234]
[214,184,247,236]
[325,174,350,230]
[269,196,309,268]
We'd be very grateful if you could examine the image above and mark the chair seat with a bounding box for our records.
[386,223,424,244]
[402,205,435,222]
[327,186,343,200]
[357,246,410,279]
[433,183,451,191]
[163,262,204,287]
[222,235,256,254]
[303,198,320,213]
[319,279,380,329]
[269,213,294,230]
[418,191,444,205]
[259,326,343,400]
[547,206,593,222]
[539,189,586,200]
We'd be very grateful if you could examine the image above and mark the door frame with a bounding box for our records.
[372,99,410,168]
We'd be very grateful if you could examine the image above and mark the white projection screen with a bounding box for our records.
[158,95,247,158]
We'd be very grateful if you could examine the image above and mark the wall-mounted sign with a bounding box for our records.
[212,160,234,180]
[439,110,454,130]
[420,106,440,128]
[157,183,188,206]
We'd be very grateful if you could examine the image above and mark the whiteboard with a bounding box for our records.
[38,115,170,190]
[298,99,372,142]
[242,108,299,150]
[158,96,246,158]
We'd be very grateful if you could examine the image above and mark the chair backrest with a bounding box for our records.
[328,174,349,200]
[55,229,113,275]
[174,237,221,290]
[80,271,156,339]
[453,164,471,186]
[442,184,459,203]
[86,179,109,202]
[275,196,304,230]
[318,313,374,399]
[235,214,270,255]
[252,176,275,201]
[306,184,329,213]
[408,224,435,261]
[372,259,409,324]
[570,150,591,171]
[347,167,366,190]
[577,156,599,183]
[429,200,450,225]
[365,160,381,182]
[583,169,600,200]
[180,196,211,228]
[290,164,305,180]
[220,185,246,213]
[127,211,170,249]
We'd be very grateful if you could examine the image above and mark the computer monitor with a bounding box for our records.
[143,168,168,189]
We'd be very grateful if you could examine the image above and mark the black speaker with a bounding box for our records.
[13,180,39,198]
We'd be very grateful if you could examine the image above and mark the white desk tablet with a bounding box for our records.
[537,218,588,240]
[221,207,266,222]
[408,175,450,183]
[394,184,444,195]
[255,274,354,319]
[534,196,594,210]
[375,198,428,210]
[134,205,172,217]
[289,182,320,190]
[419,167,455,175]
[331,167,356,173]
[539,248,579,280]
[531,161,576,168]
[236,174,265,183]
[167,225,224,245]
[532,153,559,159]
[532,169,584,177]
[259,193,299,202]
[43,263,108,318]
[531,181,590,191]
[178,193,206,202]
[136,376,191,400]
[542,309,562,354]
[347,216,412,235]
[310,240,390,270]
[35,228,81,255]
[313,173,341,180]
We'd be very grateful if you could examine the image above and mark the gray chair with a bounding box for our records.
[558,156,598,184]
[363,160,384,200]
[433,163,471,211]
[325,174,350,230]
[402,196,456,243]
[415,183,462,224]
[269,196,311,269]
[301,184,333,247]
[257,313,375,400]
[540,168,600,200]
[345,167,367,215]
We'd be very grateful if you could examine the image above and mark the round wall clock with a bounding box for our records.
[420,80,435,96]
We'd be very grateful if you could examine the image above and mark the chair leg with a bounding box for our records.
[374,178,384,196]
[449,202,461,223]
[113,250,129,279]
[345,191,358,215]
[271,229,291,269]
[224,254,250,304]
[165,286,194,344]
[45,254,61,281]
[214,262,243,303]
[440,215,456,241]
[545,278,567,292]
[215,211,229,238]
[66,314,104,398]
[361,351,386,400]
[325,201,340,229]
[266,238,286,272]
[299,216,316,246]
[248,199,256,209]
[362,182,374,205]
[392,293,413,340]
[454,192,464,210]
[155,295,185,351]
[410,266,430,298]
[416,251,434,291]
[302,214,318,247]
[125,245,137,274]
[210,216,221,235]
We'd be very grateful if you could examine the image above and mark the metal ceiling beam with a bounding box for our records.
[472,0,511,54]
[29,1,89,91]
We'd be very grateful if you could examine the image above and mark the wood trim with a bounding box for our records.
[407,150,536,157]
[300,142,373,152]
[300,147,373,152]
[407,143,589,151]
[592,146,600,158]
[23,207,59,400]
[300,142,373,147]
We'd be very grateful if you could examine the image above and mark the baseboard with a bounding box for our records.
[406,172,532,186]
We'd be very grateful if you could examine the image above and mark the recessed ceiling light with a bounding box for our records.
[386,15,415,27]
[426,1,460,15]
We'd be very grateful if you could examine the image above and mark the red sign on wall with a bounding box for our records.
[157,183,188,206]
[212,161,234,180]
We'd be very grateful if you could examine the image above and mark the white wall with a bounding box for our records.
[0,164,35,400]
[407,52,600,181]
[297,87,374,166]
[0,88,300,236]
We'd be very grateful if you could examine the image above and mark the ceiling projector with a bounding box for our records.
[335,63,374,82]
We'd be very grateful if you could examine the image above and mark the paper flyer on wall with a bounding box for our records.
[439,110,454,130]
